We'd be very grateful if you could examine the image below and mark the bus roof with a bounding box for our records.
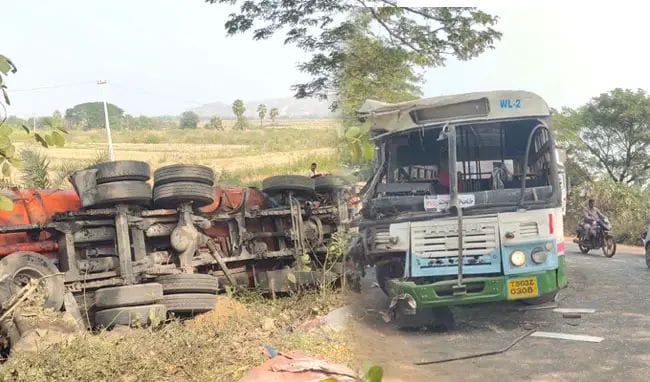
[357,90,550,137]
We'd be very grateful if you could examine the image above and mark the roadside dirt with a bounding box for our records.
[347,242,650,381]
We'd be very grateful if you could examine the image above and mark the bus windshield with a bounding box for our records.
[367,117,561,217]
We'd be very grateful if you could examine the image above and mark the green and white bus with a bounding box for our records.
[354,90,567,319]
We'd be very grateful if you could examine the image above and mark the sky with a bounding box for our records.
[3,1,650,117]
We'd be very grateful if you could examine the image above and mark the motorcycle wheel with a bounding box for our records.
[602,235,616,257]
[578,244,590,254]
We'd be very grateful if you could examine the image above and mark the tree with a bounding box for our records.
[179,111,200,129]
[269,107,279,124]
[257,104,267,128]
[208,116,223,130]
[232,99,246,130]
[207,1,501,109]
[0,54,67,210]
[554,89,650,185]
[65,102,124,130]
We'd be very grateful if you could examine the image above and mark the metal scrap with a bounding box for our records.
[531,331,603,343]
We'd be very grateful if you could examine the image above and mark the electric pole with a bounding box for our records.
[97,80,115,161]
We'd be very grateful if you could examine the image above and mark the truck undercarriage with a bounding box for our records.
[0,161,351,349]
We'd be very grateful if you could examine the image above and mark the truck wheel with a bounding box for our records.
[92,161,151,184]
[94,283,163,309]
[158,293,217,314]
[154,164,215,186]
[94,304,166,328]
[92,181,152,208]
[314,175,346,193]
[153,182,214,208]
[0,252,64,311]
[262,175,315,194]
[154,274,219,294]
[521,291,558,305]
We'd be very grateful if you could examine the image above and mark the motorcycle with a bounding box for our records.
[574,217,616,257]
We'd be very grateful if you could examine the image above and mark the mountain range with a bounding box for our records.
[191,97,337,119]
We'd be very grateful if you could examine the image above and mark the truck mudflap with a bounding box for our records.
[385,267,563,308]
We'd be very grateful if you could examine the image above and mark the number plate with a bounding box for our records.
[507,276,539,299]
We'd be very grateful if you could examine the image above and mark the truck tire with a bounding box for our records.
[154,164,215,186]
[95,283,163,309]
[314,175,346,192]
[158,293,217,314]
[92,161,151,184]
[262,175,315,194]
[153,182,214,208]
[94,304,166,327]
[92,181,152,207]
[154,274,219,294]
[0,252,64,311]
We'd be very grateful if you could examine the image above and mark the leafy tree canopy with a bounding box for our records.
[65,102,124,130]
[208,1,501,110]
[179,111,200,129]
[554,88,650,185]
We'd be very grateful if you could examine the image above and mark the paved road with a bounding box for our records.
[349,243,650,382]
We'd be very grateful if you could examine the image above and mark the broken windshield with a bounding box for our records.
[366,117,560,218]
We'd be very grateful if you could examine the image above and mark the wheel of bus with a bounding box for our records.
[602,235,617,258]
[0,252,64,311]
[395,307,455,332]
[521,291,558,305]
[375,260,404,295]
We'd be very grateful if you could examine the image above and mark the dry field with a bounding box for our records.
[10,119,342,187]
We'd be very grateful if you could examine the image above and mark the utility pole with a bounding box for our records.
[97,80,115,161]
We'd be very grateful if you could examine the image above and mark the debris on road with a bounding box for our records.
[413,330,537,365]
[562,313,582,319]
[517,303,559,311]
[553,308,596,314]
[530,331,604,343]
[238,351,358,382]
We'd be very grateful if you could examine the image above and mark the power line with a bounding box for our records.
[11,81,96,92]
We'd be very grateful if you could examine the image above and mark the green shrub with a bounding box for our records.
[566,179,650,244]
[144,134,162,144]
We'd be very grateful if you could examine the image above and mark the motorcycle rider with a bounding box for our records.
[582,198,606,240]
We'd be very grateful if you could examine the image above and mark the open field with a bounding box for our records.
[10,119,341,187]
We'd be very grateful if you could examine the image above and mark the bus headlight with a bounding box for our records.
[510,250,526,267]
[531,248,548,264]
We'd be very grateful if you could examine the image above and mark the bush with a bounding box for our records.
[566,179,650,244]
[144,134,162,144]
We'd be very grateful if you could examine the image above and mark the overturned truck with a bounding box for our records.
[0,162,349,345]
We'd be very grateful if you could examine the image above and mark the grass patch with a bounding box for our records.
[0,291,351,382]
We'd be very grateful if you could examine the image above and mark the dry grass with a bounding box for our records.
[0,291,352,382]
[8,119,341,187]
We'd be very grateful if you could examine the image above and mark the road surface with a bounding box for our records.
[349,242,650,382]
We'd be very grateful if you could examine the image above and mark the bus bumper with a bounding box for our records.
[386,257,567,309]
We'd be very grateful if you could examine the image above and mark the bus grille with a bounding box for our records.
[411,216,499,269]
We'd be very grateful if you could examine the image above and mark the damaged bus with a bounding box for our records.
[353,90,567,324]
